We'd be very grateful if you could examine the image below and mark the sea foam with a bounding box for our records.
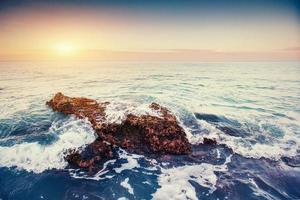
[105,101,162,124]
[0,117,96,173]
[185,118,299,160]
[152,155,232,200]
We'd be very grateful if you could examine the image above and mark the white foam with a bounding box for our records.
[0,117,96,173]
[216,149,221,159]
[69,159,117,180]
[105,101,162,124]
[120,178,134,195]
[114,149,143,173]
[153,155,232,200]
[117,197,128,200]
[183,118,300,160]
[248,178,278,199]
[69,149,144,180]
[200,120,299,160]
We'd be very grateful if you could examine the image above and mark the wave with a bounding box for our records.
[0,97,299,177]
[105,102,300,161]
[0,117,95,173]
[105,101,162,124]
[184,114,299,160]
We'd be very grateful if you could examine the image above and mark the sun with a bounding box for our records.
[54,43,77,55]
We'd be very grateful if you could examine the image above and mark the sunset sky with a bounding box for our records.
[0,0,299,61]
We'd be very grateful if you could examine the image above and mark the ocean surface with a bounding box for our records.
[0,61,299,200]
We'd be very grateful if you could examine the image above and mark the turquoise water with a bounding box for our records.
[0,61,299,199]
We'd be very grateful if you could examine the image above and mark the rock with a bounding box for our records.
[202,138,217,145]
[47,92,192,170]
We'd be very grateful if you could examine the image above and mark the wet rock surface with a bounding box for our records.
[47,92,192,171]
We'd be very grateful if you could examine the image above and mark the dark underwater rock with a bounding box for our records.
[47,92,192,170]
[202,138,217,145]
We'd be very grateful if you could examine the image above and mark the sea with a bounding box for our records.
[0,61,299,200]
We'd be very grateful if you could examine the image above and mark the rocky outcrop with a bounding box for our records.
[47,93,192,171]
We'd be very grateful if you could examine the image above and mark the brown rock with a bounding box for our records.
[47,92,192,169]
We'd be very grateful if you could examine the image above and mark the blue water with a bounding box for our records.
[0,61,299,200]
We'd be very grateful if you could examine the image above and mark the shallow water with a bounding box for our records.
[0,61,299,200]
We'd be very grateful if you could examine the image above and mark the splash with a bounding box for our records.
[0,117,96,173]
[105,101,162,124]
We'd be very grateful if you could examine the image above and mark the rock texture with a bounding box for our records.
[47,92,191,170]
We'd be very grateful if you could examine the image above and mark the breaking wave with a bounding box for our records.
[0,117,95,173]
[183,112,300,160]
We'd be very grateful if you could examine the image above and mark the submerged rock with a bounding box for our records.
[47,92,191,170]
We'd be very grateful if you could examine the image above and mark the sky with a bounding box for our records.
[0,0,299,61]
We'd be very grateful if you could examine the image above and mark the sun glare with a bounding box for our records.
[54,43,76,55]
